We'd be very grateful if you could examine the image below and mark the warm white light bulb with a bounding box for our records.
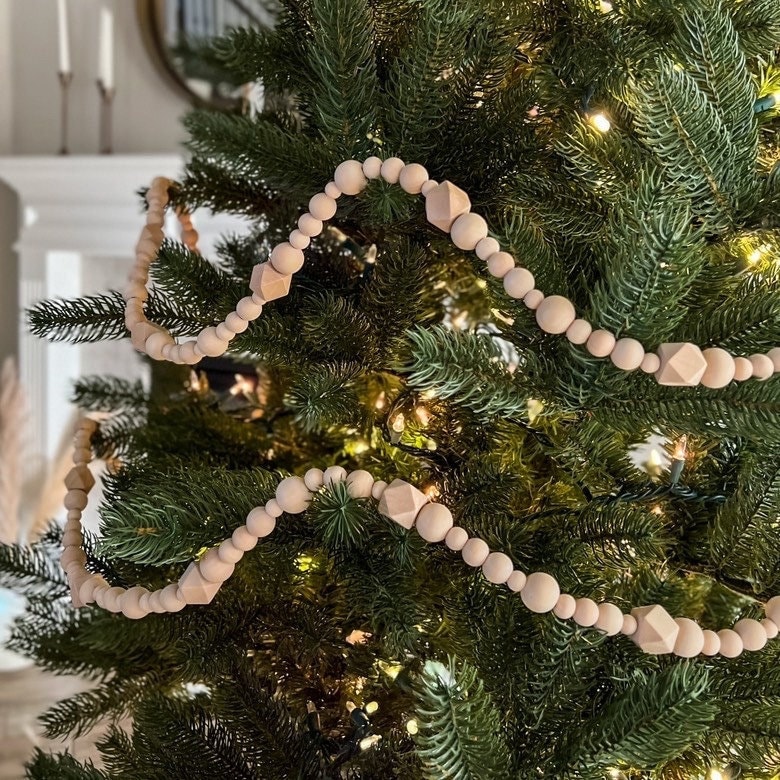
[710,770,724,780]
[391,413,406,433]
[359,734,382,751]
[406,718,419,735]
[364,701,379,715]
[599,0,613,11]
[590,112,612,132]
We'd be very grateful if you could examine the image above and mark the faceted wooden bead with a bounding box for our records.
[640,353,660,373]
[673,618,705,657]
[250,262,292,303]
[733,356,753,381]
[179,561,222,604]
[523,289,544,310]
[536,295,576,335]
[482,552,514,584]
[232,525,259,551]
[308,192,338,221]
[399,163,429,194]
[334,160,368,195]
[371,480,388,500]
[289,229,310,250]
[265,499,283,517]
[630,605,679,654]
[520,572,560,613]
[486,252,515,279]
[450,213,488,250]
[377,479,428,529]
[323,465,348,486]
[275,476,312,514]
[595,603,624,636]
[380,156,405,184]
[297,213,323,237]
[621,614,638,636]
[553,594,576,620]
[700,347,735,388]
[196,327,229,358]
[217,540,245,564]
[65,464,95,493]
[121,586,151,619]
[734,618,767,651]
[415,503,453,543]
[717,628,744,658]
[159,583,186,612]
[199,549,236,583]
[655,342,707,386]
[769,347,780,372]
[362,156,383,179]
[270,243,305,275]
[573,597,600,627]
[64,490,88,511]
[506,570,526,592]
[304,468,325,491]
[587,330,616,358]
[610,338,645,371]
[750,354,774,381]
[346,470,374,499]
[225,312,249,334]
[461,538,490,567]
[246,507,276,538]
[325,181,341,199]
[445,526,469,551]
[425,181,471,232]
[475,237,500,261]
[566,319,592,345]
[701,630,720,656]
[103,586,125,613]
[763,618,779,639]
[503,267,535,299]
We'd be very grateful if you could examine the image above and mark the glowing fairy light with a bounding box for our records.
[710,769,724,780]
[229,373,255,396]
[599,0,613,11]
[589,112,611,132]
[415,405,431,427]
[672,435,688,462]
[375,391,387,410]
[406,718,419,735]
[423,484,441,500]
[359,735,382,751]
[391,413,406,433]
[364,701,379,715]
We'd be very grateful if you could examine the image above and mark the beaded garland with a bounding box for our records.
[63,418,780,659]
[124,160,780,387]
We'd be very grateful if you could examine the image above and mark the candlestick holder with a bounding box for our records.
[97,80,115,155]
[57,71,73,155]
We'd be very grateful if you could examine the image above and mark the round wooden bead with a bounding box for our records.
[246,507,276,538]
[750,354,774,381]
[159,583,186,612]
[215,323,235,342]
[481,552,513,584]
[270,243,305,274]
[475,237,500,261]
[121,586,150,619]
[595,603,624,636]
[298,213,323,237]
[380,157,405,184]
[486,252,515,279]
[308,192,338,221]
[461,538,490,567]
[673,618,705,657]
[445,526,469,551]
[420,179,438,196]
[362,156,382,179]
[346,470,374,499]
[323,466,348,486]
[762,618,779,639]
[640,353,661,373]
[265,498,283,517]
[566,319,592,345]
[289,229,310,250]
[521,572,560,614]
[146,330,175,361]
[217,540,244,564]
[232,525,258,551]
[399,163,429,194]
[225,312,249,334]
[103,586,125,613]
[610,338,645,371]
[125,281,148,302]
[768,347,780,372]
[573,597,600,627]
[371,480,388,500]
[236,296,262,320]
[324,181,341,199]
[733,356,753,381]
[148,591,166,613]
[61,547,87,573]
[334,160,368,195]
[73,448,92,465]
[734,618,767,651]
[717,628,743,658]
[94,584,110,608]
[506,570,526,592]
[536,295,576,335]
[197,327,229,358]
[67,510,83,523]
[523,289,544,310]
[553,594,576,619]
[199,549,236,583]
[765,595,780,626]
[304,468,324,491]
[700,347,735,388]
[621,614,638,636]
[62,530,83,548]
[450,213,488,250]
[587,330,616,357]
[64,489,88,511]
[78,576,103,605]
[701,629,720,656]
[275,476,312,514]
[415,503,453,543]
[179,341,200,365]
[503,267,535,299]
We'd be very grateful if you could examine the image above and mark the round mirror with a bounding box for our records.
[137,0,274,110]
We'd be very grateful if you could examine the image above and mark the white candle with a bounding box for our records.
[98,7,114,90]
[57,0,70,74]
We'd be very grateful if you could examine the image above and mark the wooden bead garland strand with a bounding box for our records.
[124,162,780,387]
[63,419,780,659]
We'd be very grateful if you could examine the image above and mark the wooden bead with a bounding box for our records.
[425,181,471,232]
[246,507,276,538]
[503,268,535,299]
[763,618,779,639]
[196,327,229,358]
[733,356,753,381]
[566,319,592,345]
[573,597,600,627]
[371,480,388,500]
[346,470,374,498]
[270,243,305,275]
[121,586,151,619]
[475,236,500,261]
[289,229,310,250]
[621,614,638,636]
[178,562,222,604]
[377,479,428,529]
[655,342,707,386]
[717,628,743,658]
[506,570,526,592]
[146,330,175,361]
[553,594,576,619]
[586,329,616,357]
[65,464,95,493]
[265,499,283,517]
[199,549,236,583]
[325,181,341,199]
[673,617,705,657]
[535,295,576,335]
[235,297,263,322]
[225,312,249,334]
[640,353,661,373]
[323,466,348,486]
[67,509,83,523]
[124,281,148,302]
[450,213,488,250]
[595,603,624,636]
[217,539,245,564]
[700,347,735,388]
[520,572,560,613]
[159,583,186,612]
[78,576,104,605]
[461,538,490,567]
[769,347,780,372]
[380,156,405,184]
[298,213,323,237]
[62,530,83,548]
[362,156,382,179]
[750,353,774,380]
[445,526,469,551]
[482,552,513,584]
[103,586,125,613]
[630,605,679,654]
[523,289,544,310]
[275,476,312,514]
[64,490,88,511]
[701,629,720,656]
[130,321,161,352]
[304,468,324,491]
[399,163,429,194]
[232,525,259,551]
[250,261,292,303]
[215,323,235,342]
[179,341,200,365]
[486,252,515,279]
[334,160,368,195]
[148,591,166,613]
[415,503,453,543]
[308,192,337,221]
[93,584,110,608]
[420,179,438,196]
[734,618,767,651]
[610,338,645,371]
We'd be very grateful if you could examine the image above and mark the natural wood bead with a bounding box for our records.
[270,242,305,275]
[420,179,438,196]
[94,584,110,608]
[325,181,341,199]
[159,583,186,612]
[482,552,514,584]
[217,539,245,564]
[78,576,104,606]
[62,530,83,548]
[236,296,262,320]
[425,181,471,232]
[362,156,383,179]
[587,329,616,358]
[700,347,735,388]
[65,464,95,493]
[673,617,705,657]
[461,538,490,567]
[701,629,720,656]
[769,347,780,373]
[148,590,166,613]
[289,229,310,250]
[250,262,292,303]
[475,237,501,261]
[199,549,236,583]
[553,594,576,619]
[103,586,125,613]
[762,618,779,639]
[136,237,158,258]
[178,562,222,604]
[523,289,544,310]
[334,160,368,195]
[621,614,638,636]
[566,319,592,345]
[749,354,774,380]
[246,507,276,538]
[535,295,576,335]
[131,322,162,352]
[503,268,535,299]
[371,480,388,500]
[304,468,324,491]
[486,252,515,279]
[717,628,744,658]
[506,570,526,592]
[225,312,249,334]
[595,603,624,636]
[450,213,488,250]
[655,342,707,386]
[146,330,175,361]
[323,466,348,486]
[64,490,88,511]
[275,476,312,514]
[179,341,200,365]
[124,281,148,302]
[610,338,645,371]
[298,213,324,237]
[121,586,151,619]
[733,356,753,381]
[196,327,229,358]
[573,597,600,627]
[630,605,679,654]
[733,618,767,651]
[377,479,428,529]
[640,353,660,373]
[415,503,453,543]
[232,525,259,551]
[346,470,374,499]
[445,526,469,551]
[380,156,405,184]
[265,499,283,517]
[215,323,235,342]
[520,572,560,613]
[67,509,83,523]
[399,163,429,194]
[308,192,338,221]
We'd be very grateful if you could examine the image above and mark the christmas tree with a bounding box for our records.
[6,0,780,777]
